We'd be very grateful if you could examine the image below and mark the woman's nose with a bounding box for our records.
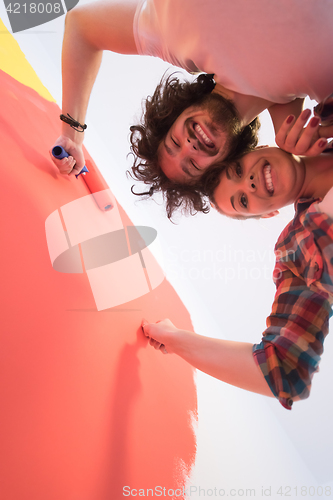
[248,174,256,191]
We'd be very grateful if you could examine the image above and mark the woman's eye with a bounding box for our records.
[240,194,247,209]
[235,162,242,177]
[171,137,179,147]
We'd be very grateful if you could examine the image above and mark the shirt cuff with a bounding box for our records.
[252,342,293,410]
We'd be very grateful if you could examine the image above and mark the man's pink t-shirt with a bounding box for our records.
[134,0,333,104]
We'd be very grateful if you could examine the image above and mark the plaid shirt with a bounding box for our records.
[253,199,333,409]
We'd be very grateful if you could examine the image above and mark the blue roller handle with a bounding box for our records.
[52,146,89,178]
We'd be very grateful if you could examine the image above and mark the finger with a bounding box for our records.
[68,155,85,176]
[67,158,78,176]
[49,147,74,173]
[72,164,83,177]
[275,114,295,148]
[288,117,321,155]
[318,124,333,139]
[149,338,161,349]
[57,156,77,175]
[141,318,150,335]
[296,137,328,156]
[276,110,311,149]
[49,149,66,171]
[160,345,168,355]
[151,340,168,354]
[282,109,312,149]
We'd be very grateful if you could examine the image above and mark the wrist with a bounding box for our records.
[61,121,85,144]
[60,113,87,132]
[172,329,198,357]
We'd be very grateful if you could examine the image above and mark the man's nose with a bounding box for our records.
[185,137,199,152]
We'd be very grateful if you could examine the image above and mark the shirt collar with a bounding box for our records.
[294,197,322,215]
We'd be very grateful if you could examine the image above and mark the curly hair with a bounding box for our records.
[128,72,260,220]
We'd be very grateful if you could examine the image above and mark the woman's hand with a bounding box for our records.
[49,134,86,176]
[141,318,181,355]
[141,319,273,397]
[275,109,330,156]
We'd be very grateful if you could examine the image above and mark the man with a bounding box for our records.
[128,73,260,219]
[51,0,333,217]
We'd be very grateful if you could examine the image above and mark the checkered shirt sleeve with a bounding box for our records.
[253,200,333,409]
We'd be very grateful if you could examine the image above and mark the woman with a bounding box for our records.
[142,119,333,410]
[51,0,333,194]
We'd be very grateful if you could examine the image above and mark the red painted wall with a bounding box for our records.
[0,69,197,500]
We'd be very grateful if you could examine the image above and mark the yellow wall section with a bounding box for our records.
[0,17,55,102]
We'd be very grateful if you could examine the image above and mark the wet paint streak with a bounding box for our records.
[0,67,197,500]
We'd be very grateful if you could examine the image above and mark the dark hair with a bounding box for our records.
[128,72,260,220]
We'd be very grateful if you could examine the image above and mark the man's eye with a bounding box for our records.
[171,137,180,147]
[235,162,242,177]
[190,160,200,171]
[240,194,247,208]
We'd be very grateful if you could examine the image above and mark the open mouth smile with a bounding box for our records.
[192,122,216,151]
[263,163,274,195]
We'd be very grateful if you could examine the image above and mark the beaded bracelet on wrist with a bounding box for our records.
[60,113,87,132]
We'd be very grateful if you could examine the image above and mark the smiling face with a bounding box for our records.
[213,147,306,218]
[158,93,238,183]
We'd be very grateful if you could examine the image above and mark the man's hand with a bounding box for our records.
[275,109,330,156]
[141,318,182,355]
[49,135,86,176]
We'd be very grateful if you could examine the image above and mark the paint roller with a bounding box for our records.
[52,146,113,211]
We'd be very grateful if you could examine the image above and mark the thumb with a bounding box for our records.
[141,319,149,335]
[318,124,333,139]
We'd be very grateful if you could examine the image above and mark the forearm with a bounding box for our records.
[61,9,103,141]
[173,330,273,397]
[60,0,139,140]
